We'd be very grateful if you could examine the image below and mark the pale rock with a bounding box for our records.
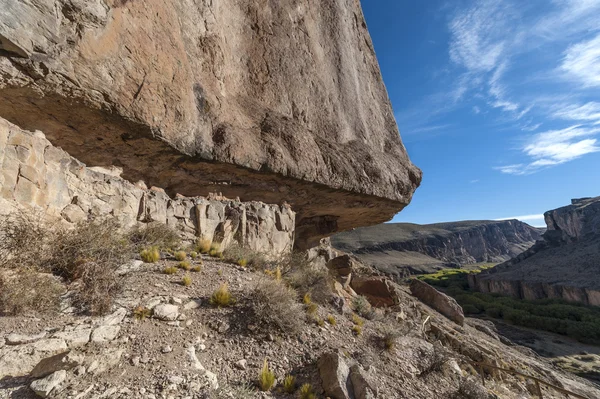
[234,359,247,370]
[31,352,83,378]
[100,308,128,326]
[52,328,92,347]
[184,300,201,310]
[87,349,124,375]
[187,346,205,371]
[91,326,121,343]
[6,332,47,345]
[349,365,377,399]
[318,352,352,399]
[154,304,179,321]
[30,370,67,398]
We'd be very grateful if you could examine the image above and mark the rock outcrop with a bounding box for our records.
[0,0,421,248]
[410,279,464,326]
[0,117,294,255]
[332,220,541,277]
[469,197,600,306]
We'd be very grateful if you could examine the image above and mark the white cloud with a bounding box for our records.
[560,34,600,88]
[521,122,542,132]
[469,179,480,184]
[497,125,600,174]
[553,102,600,123]
[495,214,544,221]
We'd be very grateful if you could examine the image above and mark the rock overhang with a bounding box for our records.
[0,0,421,248]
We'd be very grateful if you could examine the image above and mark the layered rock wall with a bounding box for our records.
[0,0,421,248]
[469,197,600,306]
[0,117,294,254]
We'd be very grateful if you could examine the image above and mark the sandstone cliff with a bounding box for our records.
[0,117,295,255]
[469,197,600,306]
[331,220,541,277]
[0,0,421,248]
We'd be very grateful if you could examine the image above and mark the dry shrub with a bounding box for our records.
[182,274,192,286]
[128,222,181,251]
[210,283,235,307]
[250,277,304,334]
[73,260,122,315]
[46,219,130,315]
[0,270,65,315]
[223,244,267,268]
[174,251,187,261]
[140,246,160,263]
[195,238,212,254]
[421,343,451,376]
[286,253,332,304]
[0,210,53,269]
[164,266,178,275]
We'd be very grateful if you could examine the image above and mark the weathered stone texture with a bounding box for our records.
[0,0,421,248]
[0,117,294,254]
[410,279,464,326]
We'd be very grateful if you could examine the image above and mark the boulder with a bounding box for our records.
[349,365,378,399]
[0,0,420,248]
[327,255,357,277]
[153,304,180,321]
[90,326,121,343]
[30,352,83,379]
[30,370,67,398]
[0,339,68,378]
[52,328,92,348]
[350,277,399,307]
[318,352,353,399]
[410,279,464,326]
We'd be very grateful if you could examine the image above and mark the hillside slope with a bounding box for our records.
[470,197,600,306]
[332,220,542,277]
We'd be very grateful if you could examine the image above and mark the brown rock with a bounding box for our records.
[327,255,357,277]
[318,352,353,399]
[350,277,399,307]
[410,279,464,326]
[0,0,420,247]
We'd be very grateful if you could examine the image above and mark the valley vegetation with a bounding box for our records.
[419,268,600,344]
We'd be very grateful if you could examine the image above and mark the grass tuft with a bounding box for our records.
[210,283,235,307]
[140,246,160,263]
[352,313,364,327]
[352,325,362,336]
[178,260,191,271]
[191,265,202,272]
[174,251,187,261]
[133,305,151,321]
[190,251,198,260]
[327,315,337,326]
[163,266,178,275]
[303,293,312,305]
[298,383,316,399]
[195,238,212,254]
[283,375,296,393]
[182,274,192,287]
[258,359,276,391]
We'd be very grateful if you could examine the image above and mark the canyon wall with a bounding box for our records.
[469,197,600,306]
[0,117,295,255]
[332,220,541,277]
[0,0,421,248]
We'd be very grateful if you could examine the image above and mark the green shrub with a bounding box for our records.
[258,359,276,391]
[210,283,235,307]
[140,246,160,263]
[174,251,187,261]
[283,375,296,393]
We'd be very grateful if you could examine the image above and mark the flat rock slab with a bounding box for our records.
[5,332,47,345]
[52,328,92,347]
[30,369,66,398]
[153,304,179,321]
[91,326,121,343]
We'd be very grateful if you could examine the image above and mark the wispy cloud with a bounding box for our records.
[552,102,600,123]
[495,214,544,221]
[497,125,600,174]
[560,34,600,88]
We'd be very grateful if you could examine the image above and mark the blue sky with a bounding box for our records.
[361,0,600,227]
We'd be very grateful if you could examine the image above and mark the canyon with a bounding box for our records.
[332,220,542,277]
[469,197,600,306]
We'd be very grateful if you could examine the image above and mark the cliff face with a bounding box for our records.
[0,0,421,248]
[331,220,541,277]
[0,117,295,255]
[469,197,600,306]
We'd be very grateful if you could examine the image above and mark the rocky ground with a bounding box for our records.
[2,253,600,399]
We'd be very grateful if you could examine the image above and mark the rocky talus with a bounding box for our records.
[332,220,541,277]
[469,197,600,306]
[0,0,421,248]
[2,254,599,399]
[0,117,294,255]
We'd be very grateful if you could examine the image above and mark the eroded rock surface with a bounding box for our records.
[0,0,421,248]
[0,117,294,255]
[469,197,600,305]
[410,279,464,326]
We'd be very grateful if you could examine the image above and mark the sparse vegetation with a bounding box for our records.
[352,295,373,318]
[209,243,222,258]
[210,283,235,307]
[195,238,212,254]
[0,270,64,315]
[133,305,152,321]
[174,251,187,261]
[380,327,400,351]
[237,258,248,267]
[258,359,276,391]
[283,375,296,393]
[315,317,325,326]
[352,313,364,327]
[287,255,332,304]
[163,266,178,275]
[182,274,192,287]
[128,222,181,251]
[306,302,318,315]
[0,210,52,270]
[303,293,312,305]
[178,260,191,271]
[250,277,304,334]
[140,246,160,263]
[190,251,198,259]
[327,315,337,325]
[298,383,316,399]
[352,325,362,336]
[191,265,202,272]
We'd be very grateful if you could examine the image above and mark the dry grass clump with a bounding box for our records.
[0,210,53,269]
[164,266,178,275]
[352,295,373,318]
[210,283,235,307]
[250,277,304,334]
[174,251,187,261]
[133,305,152,321]
[190,251,198,259]
[191,265,202,272]
[223,244,267,269]
[208,243,222,258]
[352,325,362,336]
[327,315,337,325]
[283,375,296,393]
[182,274,192,287]
[128,222,181,251]
[195,238,212,254]
[258,359,276,391]
[178,260,192,271]
[140,246,160,263]
[286,254,333,304]
[298,383,316,399]
[0,270,64,315]
[352,313,364,327]
[379,327,401,351]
